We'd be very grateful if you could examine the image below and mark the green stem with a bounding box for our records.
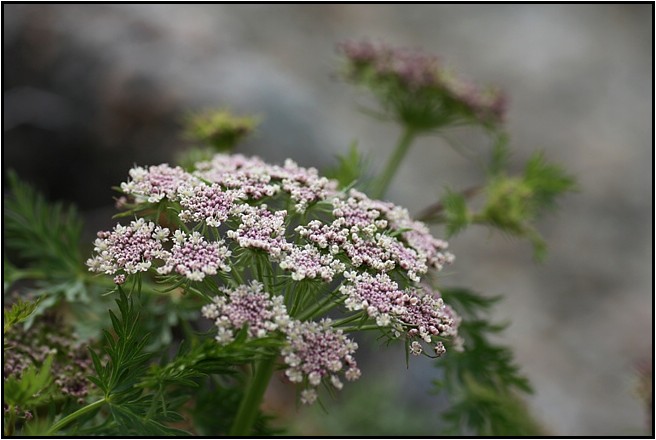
[339,324,384,333]
[331,313,362,327]
[296,292,343,321]
[229,357,277,436]
[289,283,307,317]
[372,127,417,199]
[47,397,106,435]
[415,185,481,222]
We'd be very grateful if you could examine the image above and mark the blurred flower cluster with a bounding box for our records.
[4,309,93,405]
[338,39,506,131]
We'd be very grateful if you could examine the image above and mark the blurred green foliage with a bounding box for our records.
[3,297,42,334]
[435,288,543,436]
[185,109,258,152]
[420,135,577,260]
[289,374,438,436]
[324,141,372,191]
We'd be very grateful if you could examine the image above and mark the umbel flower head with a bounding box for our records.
[88,153,460,403]
[337,39,506,131]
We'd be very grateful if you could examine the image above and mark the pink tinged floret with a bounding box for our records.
[434,341,447,357]
[86,218,169,275]
[403,228,454,271]
[337,39,379,64]
[386,206,454,271]
[338,230,426,280]
[158,231,231,281]
[192,153,340,212]
[340,273,461,345]
[278,159,339,212]
[340,272,407,326]
[194,153,267,176]
[339,40,440,91]
[178,183,243,227]
[279,244,346,282]
[194,154,280,200]
[342,234,396,272]
[401,286,460,346]
[339,40,506,122]
[295,220,349,251]
[282,319,360,404]
[332,189,389,231]
[410,341,423,356]
[220,170,280,200]
[380,235,428,282]
[226,205,291,258]
[201,281,290,344]
[120,164,195,203]
[389,49,440,91]
[438,70,507,122]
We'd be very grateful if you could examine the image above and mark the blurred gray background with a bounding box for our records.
[3,4,653,435]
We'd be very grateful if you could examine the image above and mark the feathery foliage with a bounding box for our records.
[81,286,190,436]
[3,297,42,334]
[4,171,84,280]
[325,141,371,191]
[434,287,542,435]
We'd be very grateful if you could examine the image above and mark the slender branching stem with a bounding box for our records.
[331,313,362,327]
[296,292,343,321]
[415,185,482,222]
[47,397,106,435]
[339,324,385,333]
[372,127,417,199]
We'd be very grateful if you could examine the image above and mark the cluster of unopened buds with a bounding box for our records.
[88,153,461,402]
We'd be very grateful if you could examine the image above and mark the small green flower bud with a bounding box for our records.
[185,109,259,152]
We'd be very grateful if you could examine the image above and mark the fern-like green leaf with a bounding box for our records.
[4,355,56,408]
[441,189,470,237]
[441,374,544,436]
[3,297,43,334]
[324,141,371,191]
[82,287,191,435]
[488,132,511,177]
[435,287,539,435]
[4,171,83,279]
[523,151,578,213]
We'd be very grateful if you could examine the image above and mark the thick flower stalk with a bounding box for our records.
[88,153,461,411]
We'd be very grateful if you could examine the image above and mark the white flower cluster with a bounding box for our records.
[120,164,193,203]
[279,244,346,282]
[282,318,360,404]
[86,218,169,277]
[90,153,461,400]
[201,281,290,344]
[157,231,232,281]
[201,282,360,403]
[225,204,290,258]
